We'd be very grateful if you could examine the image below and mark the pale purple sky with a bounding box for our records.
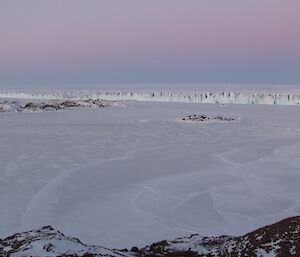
[0,0,300,87]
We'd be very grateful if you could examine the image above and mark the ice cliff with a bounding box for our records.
[1,90,300,105]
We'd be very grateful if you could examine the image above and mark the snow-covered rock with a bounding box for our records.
[182,114,236,122]
[0,101,24,112]
[1,216,299,256]
[0,99,109,113]
[139,216,300,257]
[1,90,300,105]
[0,226,132,257]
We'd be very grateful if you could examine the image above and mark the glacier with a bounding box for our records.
[1,89,300,105]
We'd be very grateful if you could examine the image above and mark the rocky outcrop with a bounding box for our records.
[0,226,131,257]
[139,216,300,256]
[182,114,235,122]
[0,99,107,113]
[1,216,299,257]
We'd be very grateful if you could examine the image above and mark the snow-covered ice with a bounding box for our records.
[0,99,300,249]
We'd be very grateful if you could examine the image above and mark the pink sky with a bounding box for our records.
[0,0,300,85]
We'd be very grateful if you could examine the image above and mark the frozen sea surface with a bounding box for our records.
[0,101,300,248]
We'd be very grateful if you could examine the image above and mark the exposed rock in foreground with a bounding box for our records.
[0,99,110,113]
[1,217,299,257]
[0,226,132,257]
[139,216,300,257]
[182,114,235,122]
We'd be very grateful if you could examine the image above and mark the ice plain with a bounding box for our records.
[0,99,300,249]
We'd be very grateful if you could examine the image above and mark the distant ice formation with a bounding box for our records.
[1,90,300,105]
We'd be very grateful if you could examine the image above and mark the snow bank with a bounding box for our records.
[1,90,300,105]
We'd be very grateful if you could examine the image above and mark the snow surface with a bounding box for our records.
[0,99,300,249]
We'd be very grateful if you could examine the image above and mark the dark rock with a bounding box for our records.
[131,246,139,252]
[24,102,37,109]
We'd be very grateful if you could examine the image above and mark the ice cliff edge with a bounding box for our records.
[1,90,300,105]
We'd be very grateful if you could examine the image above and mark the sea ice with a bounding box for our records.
[0,100,299,248]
